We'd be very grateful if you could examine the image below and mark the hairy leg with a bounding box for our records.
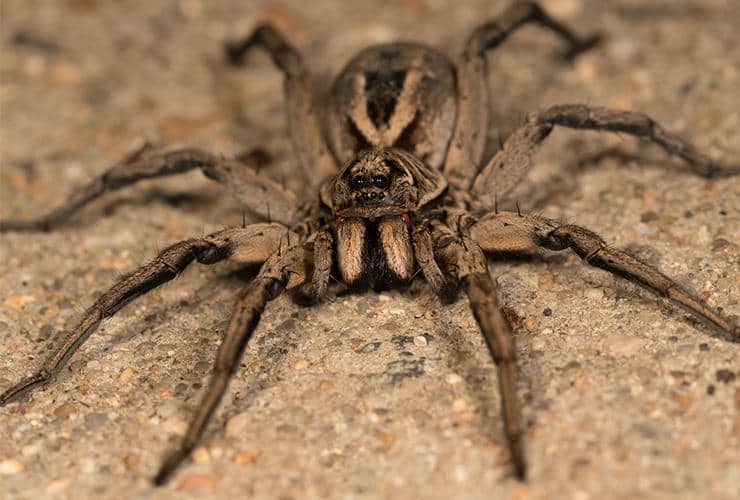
[444,1,598,191]
[412,224,451,297]
[471,105,740,209]
[469,211,739,338]
[0,223,294,406]
[465,271,526,479]
[306,229,334,300]
[226,24,337,187]
[435,234,526,479]
[0,145,297,232]
[154,244,305,485]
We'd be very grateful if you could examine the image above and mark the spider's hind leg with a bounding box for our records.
[225,24,337,186]
[434,233,527,479]
[443,1,599,191]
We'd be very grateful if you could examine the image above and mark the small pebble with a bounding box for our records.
[21,442,42,457]
[602,334,647,357]
[2,293,35,311]
[38,324,53,341]
[291,359,308,370]
[538,275,554,290]
[445,373,462,385]
[118,367,134,383]
[46,478,71,494]
[451,399,469,412]
[524,318,539,331]
[375,431,395,447]
[86,360,101,370]
[318,380,335,393]
[716,369,736,384]
[177,472,217,491]
[53,402,76,419]
[0,458,26,475]
[122,453,140,470]
[192,447,211,464]
[672,394,693,412]
[80,458,96,474]
[413,335,427,347]
[450,399,476,426]
[234,448,260,465]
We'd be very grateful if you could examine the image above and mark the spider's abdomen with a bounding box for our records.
[327,43,457,169]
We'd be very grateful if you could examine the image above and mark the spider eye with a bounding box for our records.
[372,175,390,189]
[350,176,366,190]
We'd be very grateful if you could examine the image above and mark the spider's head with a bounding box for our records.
[347,154,394,206]
[323,148,446,219]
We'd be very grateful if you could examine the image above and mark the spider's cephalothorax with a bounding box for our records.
[325,148,447,286]
[1,1,738,487]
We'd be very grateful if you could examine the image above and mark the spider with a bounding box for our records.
[1,1,738,486]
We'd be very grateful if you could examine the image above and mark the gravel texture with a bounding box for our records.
[1,1,738,499]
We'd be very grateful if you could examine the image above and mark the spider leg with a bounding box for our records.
[0,223,295,406]
[412,224,453,298]
[471,105,740,208]
[444,1,599,190]
[309,229,333,299]
[0,145,297,232]
[435,234,526,479]
[225,24,338,187]
[469,211,739,338]
[154,243,306,485]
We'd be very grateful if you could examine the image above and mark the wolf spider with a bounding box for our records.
[1,1,738,486]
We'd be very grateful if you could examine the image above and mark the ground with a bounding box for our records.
[0,0,738,499]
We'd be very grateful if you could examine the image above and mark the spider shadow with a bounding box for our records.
[503,250,738,344]
[66,263,263,374]
[70,185,229,231]
[491,143,710,213]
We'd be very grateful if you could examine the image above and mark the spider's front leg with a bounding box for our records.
[0,145,298,232]
[470,211,739,338]
[412,223,455,299]
[0,223,295,405]
[433,228,527,479]
[154,243,307,485]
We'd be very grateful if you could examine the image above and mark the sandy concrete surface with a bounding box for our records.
[0,0,738,499]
